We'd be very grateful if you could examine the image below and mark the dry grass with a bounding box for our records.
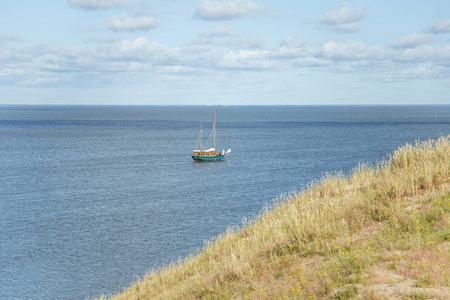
[104,135,450,300]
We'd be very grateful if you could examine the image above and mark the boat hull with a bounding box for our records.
[192,154,225,162]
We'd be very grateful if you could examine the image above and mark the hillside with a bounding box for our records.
[104,136,450,299]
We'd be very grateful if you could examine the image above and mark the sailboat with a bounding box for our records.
[192,107,231,162]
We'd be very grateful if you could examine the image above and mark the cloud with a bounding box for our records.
[218,49,273,69]
[322,2,366,24]
[68,0,126,10]
[279,36,303,49]
[389,33,435,49]
[190,26,265,49]
[198,25,237,38]
[99,37,171,62]
[3,29,450,91]
[293,57,331,68]
[330,23,362,33]
[429,19,450,34]
[399,65,443,79]
[391,45,450,63]
[133,2,154,17]
[0,44,94,87]
[156,66,202,75]
[0,34,22,43]
[109,14,160,31]
[320,2,367,32]
[89,34,121,44]
[194,0,265,21]
[271,36,311,59]
[377,64,448,83]
[320,39,385,60]
[0,37,178,87]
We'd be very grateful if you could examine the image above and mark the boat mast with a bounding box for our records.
[200,123,202,151]
[213,106,216,150]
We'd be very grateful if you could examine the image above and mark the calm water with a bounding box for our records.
[1,106,449,299]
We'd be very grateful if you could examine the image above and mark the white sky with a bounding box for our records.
[1,0,450,105]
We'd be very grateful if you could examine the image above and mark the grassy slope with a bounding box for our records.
[106,136,450,299]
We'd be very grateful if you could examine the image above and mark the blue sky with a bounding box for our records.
[1,0,450,105]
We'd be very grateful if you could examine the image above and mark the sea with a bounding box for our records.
[1,105,449,299]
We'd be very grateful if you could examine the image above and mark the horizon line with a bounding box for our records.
[1,104,450,108]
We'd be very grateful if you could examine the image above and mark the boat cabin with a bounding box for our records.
[193,150,219,157]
